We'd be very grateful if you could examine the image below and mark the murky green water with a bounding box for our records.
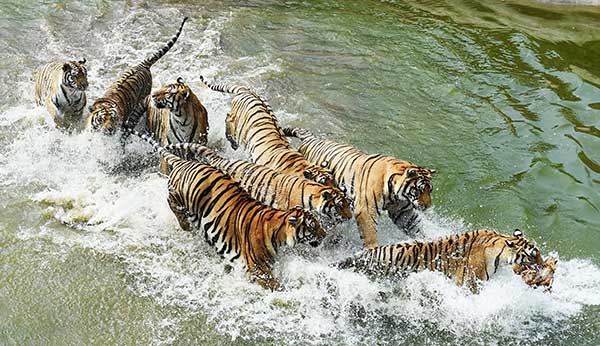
[1,1,599,345]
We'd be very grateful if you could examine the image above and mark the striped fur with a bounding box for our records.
[85,17,188,135]
[141,77,208,173]
[199,76,336,187]
[129,129,327,291]
[283,127,435,249]
[34,59,88,130]
[337,229,544,293]
[165,143,352,229]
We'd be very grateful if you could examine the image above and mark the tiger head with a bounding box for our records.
[311,186,353,228]
[87,101,119,135]
[284,207,327,248]
[501,229,544,266]
[389,166,435,211]
[152,77,191,112]
[62,59,88,91]
[303,160,337,187]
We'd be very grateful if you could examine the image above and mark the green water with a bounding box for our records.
[1,1,599,345]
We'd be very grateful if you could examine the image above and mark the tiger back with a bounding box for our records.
[130,130,327,291]
[199,76,336,187]
[34,59,88,130]
[337,229,544,293]
[166,143,352,229]
[284,127,435,249]
[85,17,188,135]
[142,77,209,173]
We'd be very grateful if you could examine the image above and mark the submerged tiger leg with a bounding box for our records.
[167,188,190,232]
[356,208,379,249]
[246,263,283,291]
[387,205,423,238]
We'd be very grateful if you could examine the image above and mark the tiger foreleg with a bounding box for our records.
[246,264,283,291]
[356,208,379,249]
[168,188,190,232]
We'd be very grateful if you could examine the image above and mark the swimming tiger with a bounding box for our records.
[198,76,336,187]
[34,58,88,130]
[129,129,327,291]
[283,127,435,249]
[85,17,188,135]
[337,229,544,293]
[165,143,352,229]
[141,77,209,173]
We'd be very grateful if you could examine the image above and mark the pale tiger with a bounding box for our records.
[283,127,435,249]
[34,58,88,130]
[198,75,336,187]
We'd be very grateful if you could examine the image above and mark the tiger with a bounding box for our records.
[198,75,337,187]
[165,143,352,229]
[129,129,327,291]
[34,58,88,130]
[336,229,545,293]
[85,17,188,135]
[283,127,435,249]
[141,77,209,173]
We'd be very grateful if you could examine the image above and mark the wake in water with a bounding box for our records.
[2,5,600,346]
[2,102,600,345]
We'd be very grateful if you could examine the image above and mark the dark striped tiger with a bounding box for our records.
[198,76,336,187]
[283,127,435,249]
[129,129,327,291]
[165,143,352,229]
[337,229,545,293]
[34,58,88,130]
[85,17,188,135]
[141,77,209,173]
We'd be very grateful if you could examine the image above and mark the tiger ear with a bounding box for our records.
[406,169,417,178]
[78,58,86,64]
[177,77,185,84]
[429,169,437,175]
[321,190,332,200]
[513,229,523,238]
[62,63,72,72]
[303,170,314,180]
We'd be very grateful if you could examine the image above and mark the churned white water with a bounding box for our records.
[2,4,600,346]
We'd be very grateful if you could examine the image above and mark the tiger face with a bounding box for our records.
[285,207,327,247]
[62,59,88,91]
[88,104,118,135]
[152,77,190,112]
[312,187,352,228]
[390,166,435,211]
[503,229,544,266]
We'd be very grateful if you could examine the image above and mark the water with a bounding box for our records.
[1,1,599,345]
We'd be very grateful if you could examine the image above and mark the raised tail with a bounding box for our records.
[199,75,252,95]
[126,128,181,168]
[282,127,316,141]
[141,17,188,68]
